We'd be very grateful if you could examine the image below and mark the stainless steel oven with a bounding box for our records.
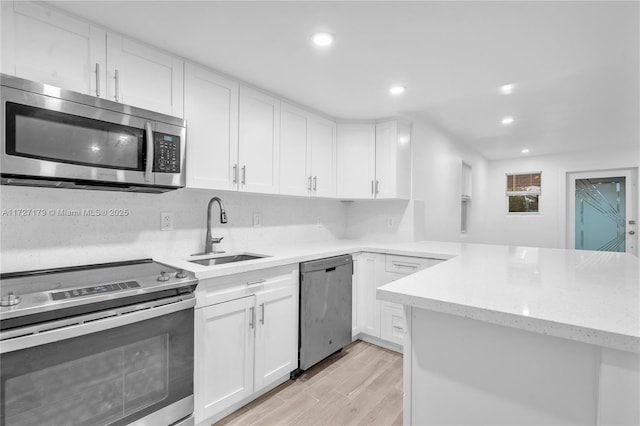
[0,74,186,193]
[0,260,197,426]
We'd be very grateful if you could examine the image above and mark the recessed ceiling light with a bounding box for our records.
[500,83,515,95]
[501,116,514,125]
[389,86,406,95]
[311,32,334,47]
[521,148,530,154]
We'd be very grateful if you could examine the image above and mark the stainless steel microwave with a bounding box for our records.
[1,74,186,193]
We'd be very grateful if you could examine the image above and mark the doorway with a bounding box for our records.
[567,169,638,255]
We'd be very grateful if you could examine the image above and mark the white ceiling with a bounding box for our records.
[48,1,639,160]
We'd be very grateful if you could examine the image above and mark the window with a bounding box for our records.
[506,172,541,213]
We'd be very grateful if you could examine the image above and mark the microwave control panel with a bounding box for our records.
[153,132,181,173]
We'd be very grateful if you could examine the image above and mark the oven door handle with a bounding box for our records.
[144,122,154,182]
[0,295,195,354]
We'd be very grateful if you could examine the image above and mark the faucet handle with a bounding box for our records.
[211,236,224,244]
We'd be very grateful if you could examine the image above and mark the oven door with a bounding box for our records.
[1,85,156,186]
[0,297,194,426]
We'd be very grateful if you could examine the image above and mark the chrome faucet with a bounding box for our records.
[199,196,228,255]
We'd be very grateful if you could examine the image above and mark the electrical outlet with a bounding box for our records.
[253,212,262,228]
[161,212,174,231]
[316,216,322,227]
[387,216,395,228]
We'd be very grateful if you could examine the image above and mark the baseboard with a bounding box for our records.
[355,332,404,354]
[196,374,291,426]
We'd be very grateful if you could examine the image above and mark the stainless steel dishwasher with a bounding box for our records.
[292,254,353,377]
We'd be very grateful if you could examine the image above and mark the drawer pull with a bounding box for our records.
[394,263,418,269]
[247,279,267,286]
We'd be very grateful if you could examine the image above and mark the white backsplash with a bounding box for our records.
[0,186,347,272]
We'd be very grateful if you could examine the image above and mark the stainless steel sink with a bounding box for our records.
[189,253,270,266]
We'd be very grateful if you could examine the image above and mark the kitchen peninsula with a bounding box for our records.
[377,244,640,425]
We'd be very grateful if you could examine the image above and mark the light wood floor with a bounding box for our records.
[214,340,403,426]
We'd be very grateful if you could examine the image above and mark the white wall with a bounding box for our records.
[411,117,489,243]
[0,186,347,272]
[480,146,639,248]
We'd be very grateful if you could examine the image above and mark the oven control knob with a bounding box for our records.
[157,271,171,282]
[175,269,188,279]
[0,292,21,307]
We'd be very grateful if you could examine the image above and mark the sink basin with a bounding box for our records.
[189,253,270,266]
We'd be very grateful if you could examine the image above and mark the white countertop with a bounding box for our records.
[157,240,639,353]
[377,244,640,353]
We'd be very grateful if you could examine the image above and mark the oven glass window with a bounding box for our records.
[6,102,144,171]
[1,308,193,426]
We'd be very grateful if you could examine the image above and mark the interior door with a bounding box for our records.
[568,169,637,255]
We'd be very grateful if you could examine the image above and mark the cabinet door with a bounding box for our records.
[375,119,411,200]
[381,301,407,346]
[195,296,254,423]
[279,103,310,196]
[238,86,281,194]
[1,1,105,96]
[310,116,337,198]
[106,33,184,117]
[336,123,375,199]
[184,63,239,190]
[254,285,298,392]
[356,252,386,338]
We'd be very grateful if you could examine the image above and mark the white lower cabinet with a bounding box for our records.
[254,286,299,390]
[196,296,254,420]
[354,252,444,348]
[355,252,386,338]
[194,265,299,425]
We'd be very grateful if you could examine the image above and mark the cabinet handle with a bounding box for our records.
[260,303,265,324]
[371,180,374,195]
[233,164,238,184]
[249,306,255,329]
[241,165,246,185]
[308,176,312,191]
[95,63,100,97]
[143,122,154,183]
[313,176,317,192]
[375,180,379,195]
[394,262,418,271]
[247,279,266,286]
[114,69,120,102]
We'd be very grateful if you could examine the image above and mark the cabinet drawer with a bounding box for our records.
[385,254,443,275]
[196,264,298,308]
[381,302,406,346]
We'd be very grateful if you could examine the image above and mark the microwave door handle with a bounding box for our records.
[144,122,154,182]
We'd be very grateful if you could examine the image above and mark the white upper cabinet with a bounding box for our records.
[336,123,376,199]
[374,119,411,200]
[279,103,311,196]
[1,1,184,118]
[1,1,106,96]
[184,63,239,191]
[106,32,184,117]
[336,119,411,199]
[279,102,337,197]
[309,116,337,198]
[238,86,281,194]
